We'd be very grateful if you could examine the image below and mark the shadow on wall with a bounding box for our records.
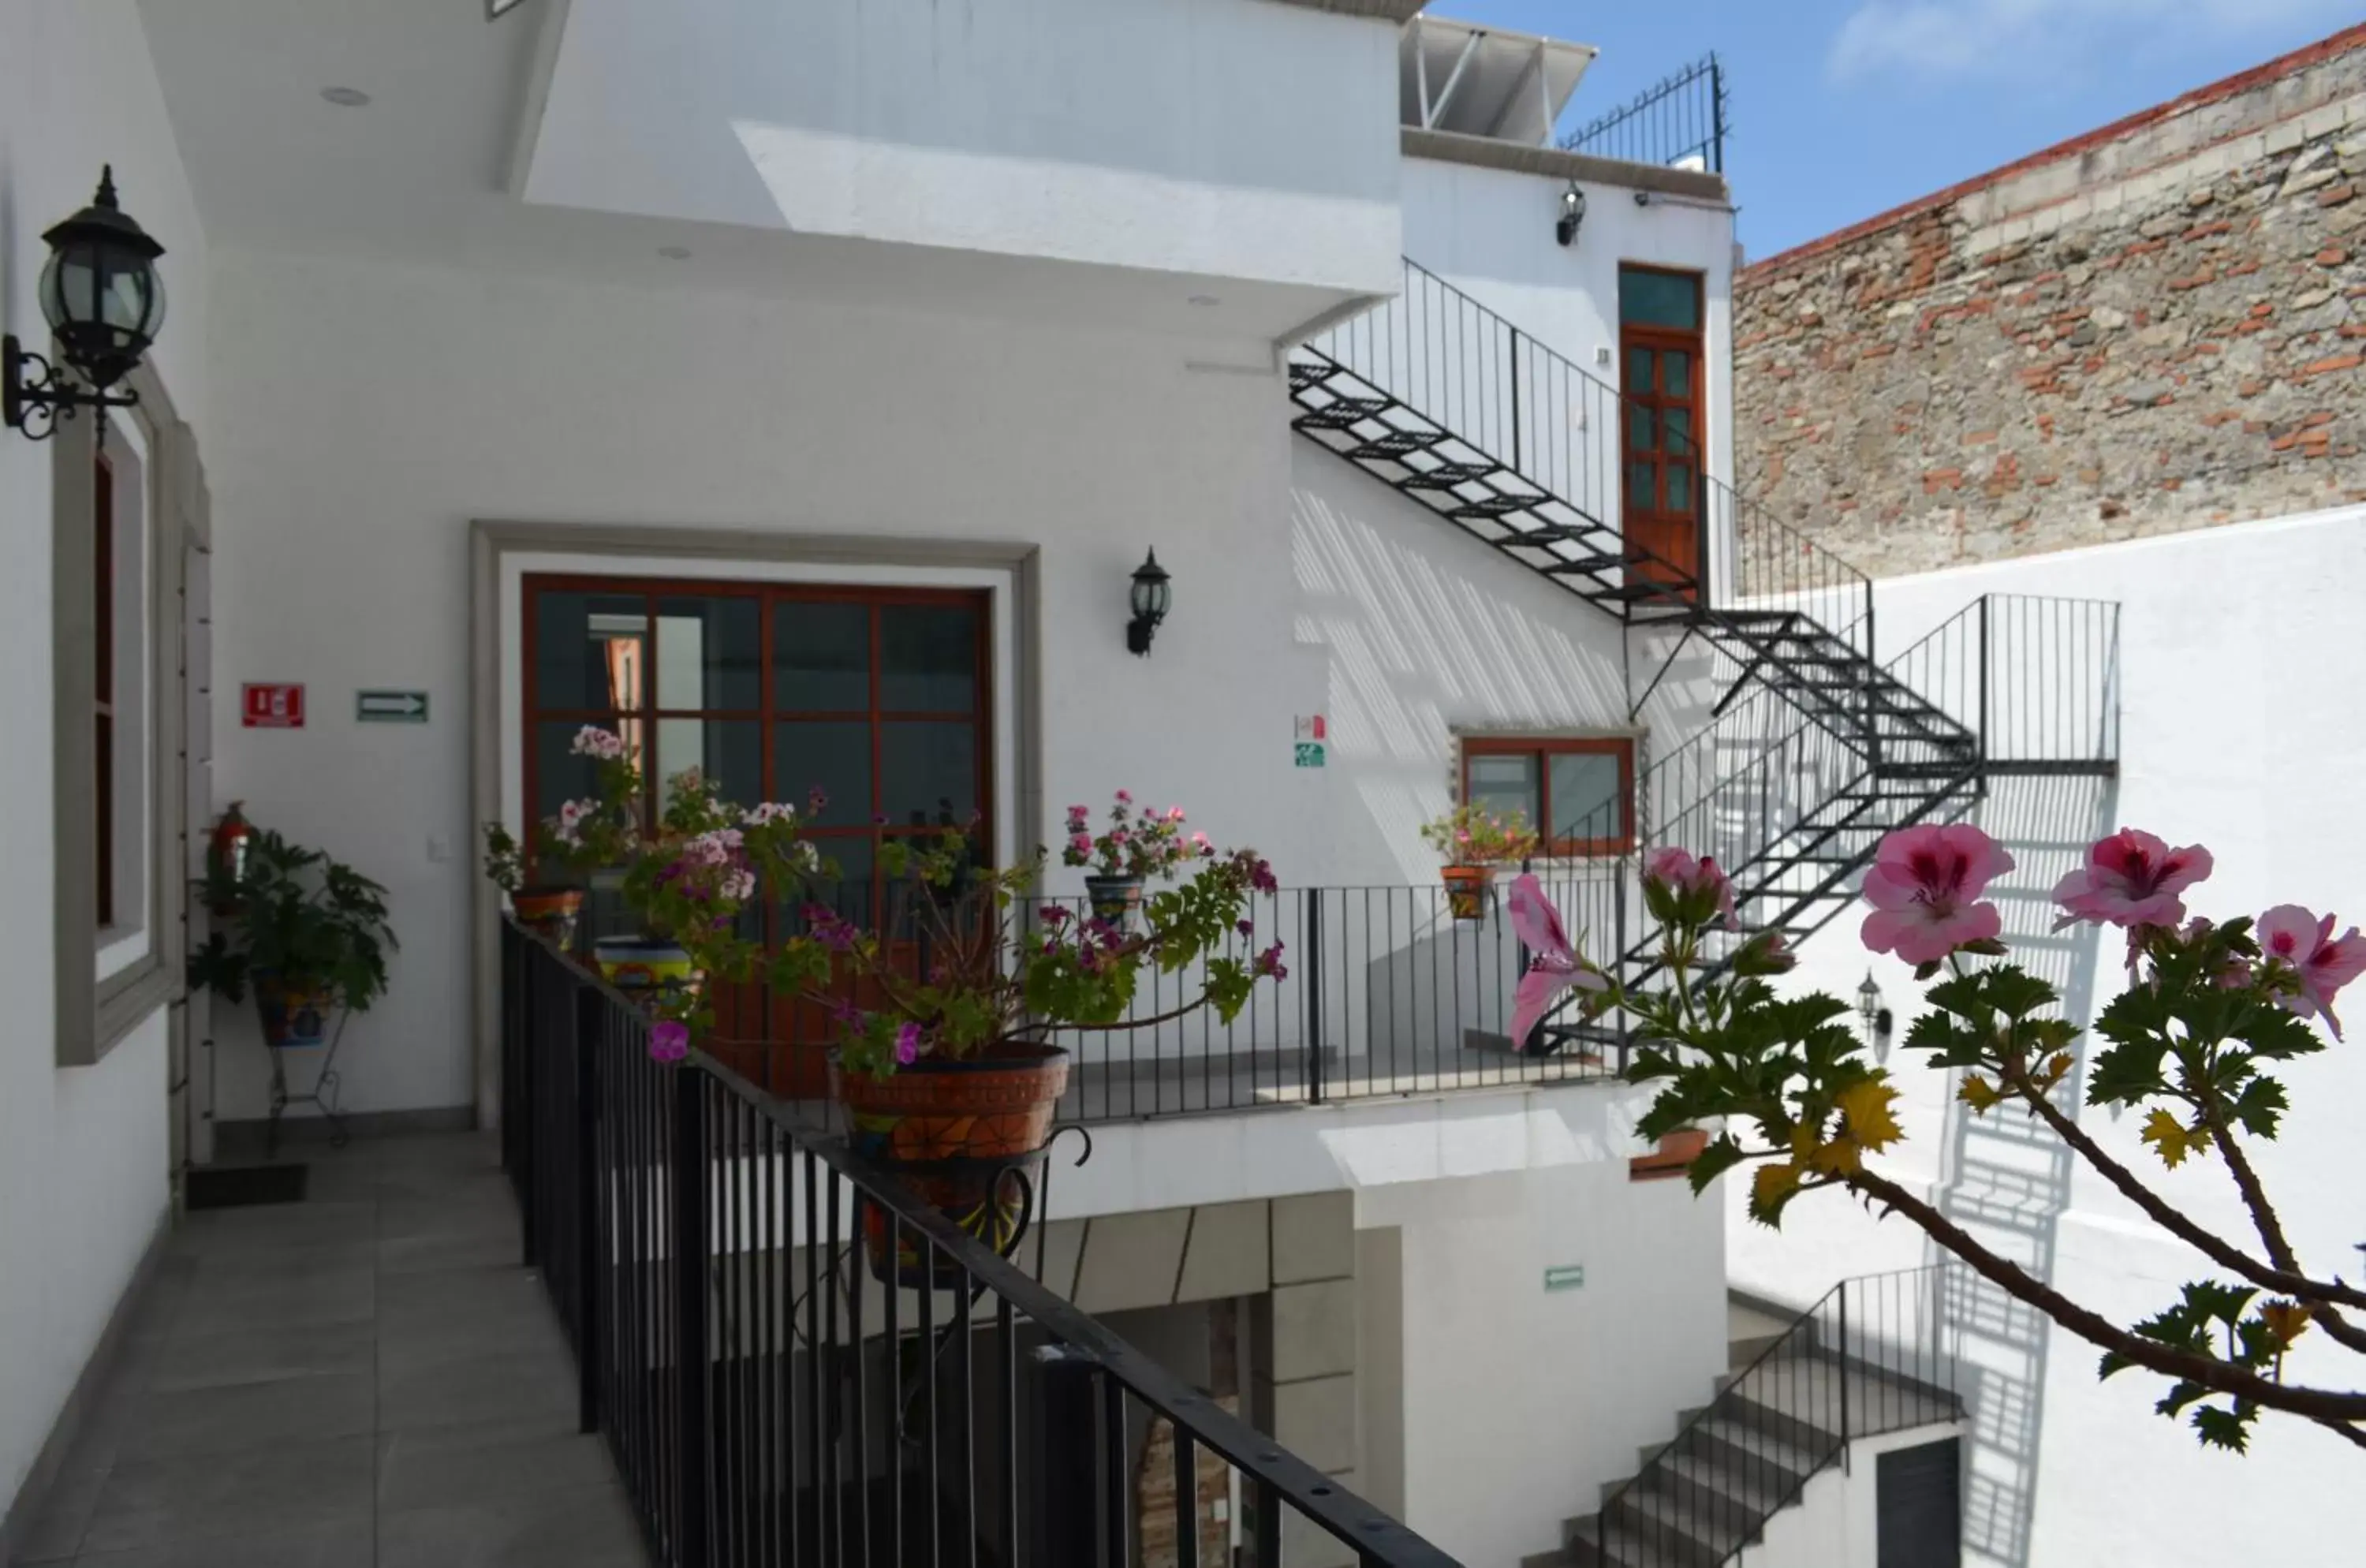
[1289,484,1629,886]
[1937,774,2114,1568]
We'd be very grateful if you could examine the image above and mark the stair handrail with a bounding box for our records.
[1591,1264,1963,1566]
[1302,256,1877,661]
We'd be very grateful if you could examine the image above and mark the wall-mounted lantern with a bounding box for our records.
[1126,550,1171,656]
[1857,971,1894,1064]
[4,167,166,443]
[1556,184,1587,248]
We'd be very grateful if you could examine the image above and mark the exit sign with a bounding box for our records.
[242,683,305,729]
[1543,1264,1585,1293]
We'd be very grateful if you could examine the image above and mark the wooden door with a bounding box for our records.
[1618,267,1706,593]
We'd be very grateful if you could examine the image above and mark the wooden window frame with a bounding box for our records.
[519,573,996,916]
[1459,734,1636,857]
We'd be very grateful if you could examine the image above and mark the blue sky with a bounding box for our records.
[1439,0,2361,259]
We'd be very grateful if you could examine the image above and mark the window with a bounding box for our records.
[93,413,151,965]
[1460,735,1634,855]
[95,450,115,927]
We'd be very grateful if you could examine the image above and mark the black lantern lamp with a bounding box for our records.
[5,167,167,442]
[1857,971,1894,1064]
[1556,183,1587,248]
[1126,549,1171,656]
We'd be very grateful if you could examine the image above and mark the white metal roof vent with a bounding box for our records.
[1400,15,1598,147]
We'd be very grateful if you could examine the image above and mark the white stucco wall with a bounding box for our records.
[1360,1158,1728,1568]
[0,0,208,1517]
[526,0,1404,300]
[1729,502,2366,1568]
[1738,1424,1968,1568]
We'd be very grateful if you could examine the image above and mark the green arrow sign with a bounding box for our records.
[356,689,429,724]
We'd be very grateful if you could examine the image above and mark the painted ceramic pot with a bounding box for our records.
[1084,875,1144,931]
[1442,864,1495,922]
[593,937,694,994]
[255,972,334,1048]
[510,887,584,952]
[833,1043,1070,1286]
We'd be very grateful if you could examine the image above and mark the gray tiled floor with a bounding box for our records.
[16,1133,647,1568]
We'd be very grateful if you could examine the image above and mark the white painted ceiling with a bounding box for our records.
[134,0,1357,340]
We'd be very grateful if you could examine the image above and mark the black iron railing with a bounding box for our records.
[1589,1265,1965,1566]
[501,919,1461,1568]
[1301,257,1875,659]
[1563,53,1729,174]
[1887,594,2124,775]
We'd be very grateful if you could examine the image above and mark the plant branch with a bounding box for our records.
[1998,1065,2366,1313]
[2191,1096,2366,1357]
[1845,1169,2366,1423]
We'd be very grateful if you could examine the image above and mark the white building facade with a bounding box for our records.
[0,5,2118,1567]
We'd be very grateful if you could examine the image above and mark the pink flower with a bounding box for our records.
[1507,875,1608,1047]
[1249,858,1278,894]
[1860,824,2014,966]
[806,785,830,815]
[1237,919,1255,939]
[1067,805,1090,822]
[894,1022,923,1066]
[649,1020,689,1063]
[721,868,756,902]
[1069,833,1092,853]
[1643,847,1739,932]
[1255,941,1288,980]
[1039,905,1071,927]
[2052,829,2212,931]
[1111,829,1130,845]
[2257,905,2366,1039]
[571,725,625,760]
[1114,790,1133,804]
[1167,807,1186,823]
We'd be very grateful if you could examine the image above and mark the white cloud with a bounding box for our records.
[1829,0,2355,83]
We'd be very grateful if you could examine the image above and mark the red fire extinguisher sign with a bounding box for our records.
[242,683,305,728]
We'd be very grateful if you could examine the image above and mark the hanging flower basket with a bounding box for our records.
[834,1043,1071,1286]
[510,886,584,951]
[1442,864,1495,922]
[1084,875,1144,930]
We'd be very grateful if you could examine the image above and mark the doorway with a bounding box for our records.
[1618,265,1706,594]
[519,575,995,1094]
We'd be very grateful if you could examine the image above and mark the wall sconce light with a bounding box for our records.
[1633,189,1653,208]
[5,167,166,443]
[1556,184,1587,248]
[1857,971,1894,1064]
[1126,549,1171,656]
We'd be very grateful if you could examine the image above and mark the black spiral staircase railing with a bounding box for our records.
[1287,256,2122,1046]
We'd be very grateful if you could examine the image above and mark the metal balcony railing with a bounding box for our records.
[1562,54,1730,175]
[501,919,1460,1568]
[1886,593,2124,775]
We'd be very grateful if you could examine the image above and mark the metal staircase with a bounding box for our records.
[1286,259,2118,1036]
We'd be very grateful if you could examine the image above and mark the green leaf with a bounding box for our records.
[1685,1134,1748,1196]
[2226,1076,2289,1141]
[1980,967,2059,1019]
[2189,1403,2256,1454]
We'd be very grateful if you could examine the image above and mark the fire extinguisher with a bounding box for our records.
[207,802,252,914]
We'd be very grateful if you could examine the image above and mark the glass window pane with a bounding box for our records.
[1466,752,1539,827]
[1666,464,1696,512]
[655,595,760,712]
[1665,407,1694,456]
[773,601,871,713]
[533,591,646,710]
[880,603,981,713]
[1626,461,1656,510]
[1619,269,1700,330]
[655,719,762,809]
[774,721,871,827]
[1625,405,1656,450]
[1550,750,1625,845]
[1625,346,1654,388]
[1661,350,1693,395]
[881,721,978,828]
[786,836,875,932]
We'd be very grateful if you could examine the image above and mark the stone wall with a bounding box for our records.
[1734,25,2366,579]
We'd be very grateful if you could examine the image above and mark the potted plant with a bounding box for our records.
[480,819,585,952]
[1061,790,1214,929]
[1420,803,1539,920]
[625,793,1281,1285]
[188,826,397,1048]
[525,726,651,970]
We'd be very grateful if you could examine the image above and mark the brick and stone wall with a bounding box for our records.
[1734,24,2366,579]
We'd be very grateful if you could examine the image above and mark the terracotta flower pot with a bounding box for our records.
[1442,864,1495,922]
[833,1043,1071,1286]
[1084,874,1144,931]
[510,886,584,952]
[255,972,335,1049]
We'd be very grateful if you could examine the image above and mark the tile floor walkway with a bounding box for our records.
[15,1132,650,1567]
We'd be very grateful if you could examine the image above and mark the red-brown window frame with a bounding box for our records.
[1459,734,1636,857]
[95,449,116,928]
[518,573,997,910]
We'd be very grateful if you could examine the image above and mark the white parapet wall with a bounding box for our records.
[1729,500,2366,1568]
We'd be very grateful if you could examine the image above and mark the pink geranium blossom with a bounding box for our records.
[1860,824,2014,965]
[2257,905,2366,1039]
[1507,875,1609,1048]
[2052,829,2212,931]
[649,1020,689,1063]
[1644,847,1739,932]
[894,1022,924,1066]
